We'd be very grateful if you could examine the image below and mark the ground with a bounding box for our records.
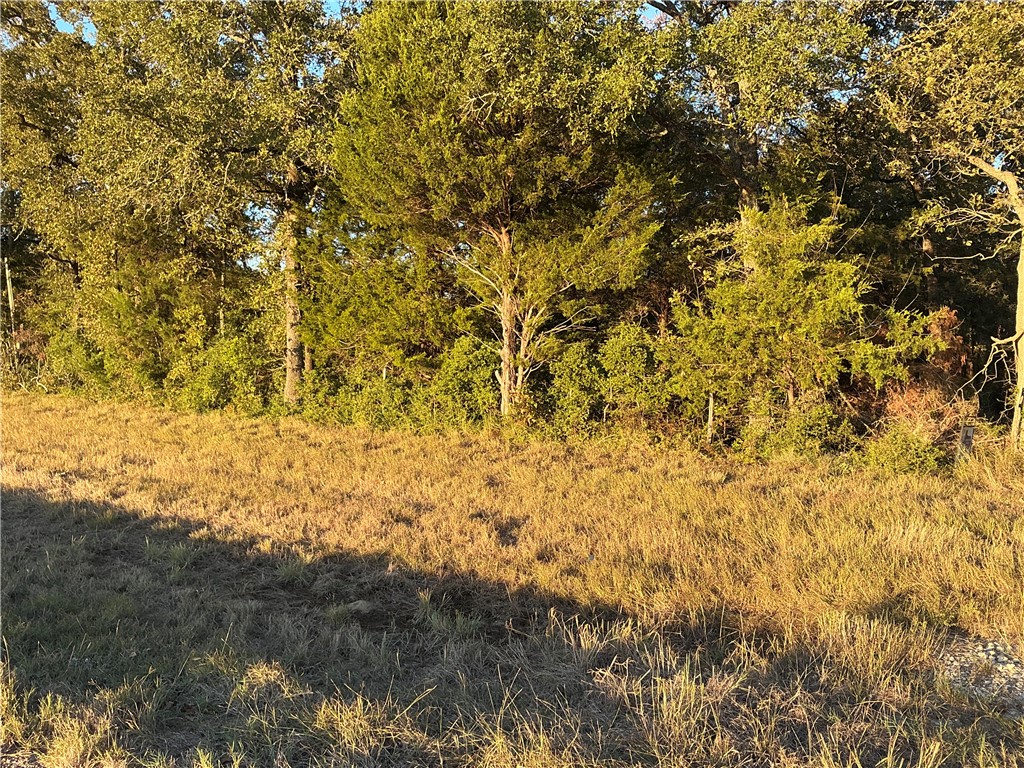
[1,392,1023,767]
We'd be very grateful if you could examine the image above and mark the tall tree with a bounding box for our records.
[235,0,353,403]
[882,2,1024,447]
[1,1,241,394]
[1,0,352,403]
[650,0,867,220]
[333,0,665,417]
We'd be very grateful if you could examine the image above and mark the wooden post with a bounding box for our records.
[959,425,975,454]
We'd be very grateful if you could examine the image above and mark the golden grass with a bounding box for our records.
[2,391,1023,766]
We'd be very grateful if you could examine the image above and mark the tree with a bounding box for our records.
[231,0,354,403]
[333,0,665,417]
[1,0,353,404]
[299,207,463,378]
[882,2,1024,447]
[1,1,241,395]
[650,0,867,217]
[669,200,936,441]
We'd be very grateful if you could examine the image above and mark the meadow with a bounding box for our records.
[2,392,1023,767]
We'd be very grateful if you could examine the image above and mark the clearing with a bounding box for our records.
[1,393,1023,766]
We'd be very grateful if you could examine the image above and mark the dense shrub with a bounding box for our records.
[38,325,108,393]
[739,391,855,458]
[860,425,947,474]
[415,336,500,426]
[669,202,940,443]
[165,336,270,414]
[598,324,672,423]
[343,372,414,429]
[548,342,604,436]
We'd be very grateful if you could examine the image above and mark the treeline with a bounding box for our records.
[2,1,1022,461]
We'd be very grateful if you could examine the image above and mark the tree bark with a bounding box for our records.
[484,226,523,419]
[706,391,715,444]
[498,289,517,418]
[1011,235,1024,449]
[965,155,1024,449]
[281,206,303,405]
[3,255,15,340]
[218,266,226,336]
[734,128,760,215]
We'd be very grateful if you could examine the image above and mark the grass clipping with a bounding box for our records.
[2,392,1023,767]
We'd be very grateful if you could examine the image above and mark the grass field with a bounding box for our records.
[2,392,1023,766]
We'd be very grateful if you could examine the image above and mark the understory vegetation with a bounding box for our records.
[2,394,1023,766]
[2,1,1023,455]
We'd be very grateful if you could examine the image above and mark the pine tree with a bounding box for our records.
[333,0,665,417]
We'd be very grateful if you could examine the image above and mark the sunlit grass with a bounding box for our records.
[2,392,1022,766]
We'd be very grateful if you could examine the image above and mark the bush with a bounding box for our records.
[39,326,108,393]
[548,343,604,436]
[415,336,500,426]
[598,324,671,423]
[669,201,938,444]
[739,391,855,458]
[881,383,975,447]
[298,367,350,424]
[165,336,269,414]
[860,425,947,474]
[344,370,414,429]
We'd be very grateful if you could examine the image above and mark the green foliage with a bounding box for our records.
[37,325,106,394]
[881,2,1024,446]
[739,393,855,459]
[299,363,412,429]
[165,336,270,415]
[669,201,939,437]
[860,426,947,475]
[301,223,460,376]
[548,343,604,436]
[302,338,499,430]
[598,324,672,422]
[333,0,665,415]
[414,337,500,427]
[690,0,867,134]
[1,1,1017,454]
[345,374,413,430]
[27,255,221,400]
[296,367,346,424]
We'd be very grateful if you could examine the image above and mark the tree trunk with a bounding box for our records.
[498,289,517,418]
[218,266,226,336]
[3,255,15,340]
[486,226,523,419]
[706,391,715,444]
[965,156,1024,448]
[735,131,760,215]
[281,206,303,405]
[1011,235,1024,449]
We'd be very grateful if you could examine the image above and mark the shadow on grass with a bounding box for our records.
[3,485,684,764]
[2,486,1019,767]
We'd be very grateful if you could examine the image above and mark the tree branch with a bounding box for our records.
[647,0,683,19]
[965,155,1023,211]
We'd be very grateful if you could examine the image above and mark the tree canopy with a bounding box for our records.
[3,0,1021,454]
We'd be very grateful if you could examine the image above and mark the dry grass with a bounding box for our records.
[1,391,1022,766]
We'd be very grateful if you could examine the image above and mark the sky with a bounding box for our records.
[48,2,96,41]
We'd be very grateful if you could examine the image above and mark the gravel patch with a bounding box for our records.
[939,635,1024,718]
[0,754,42,768]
